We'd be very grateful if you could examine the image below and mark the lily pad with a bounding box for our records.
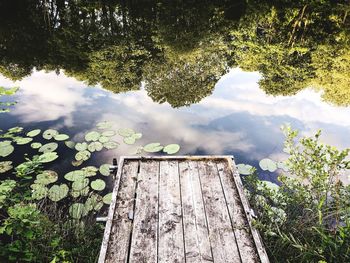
[259,158,278,172]
[39,142,58,153]
[103,141,119,150]
[75,142,88,151]
[103,193,113,204]
[48,184,69,202]
[69,203,87,219]
[26,129,41,137]
[71,186,90,198]
[236,164,255,175]
[64,170,85,181]
[91,179,106,191]
[99,164,110,176]
[8,127,23,133]
[31,142,42,149]
[118,128,134,137]
[54,134,69,141]
[88,141,103,152]
[43,129,59,140]
[36,170,58,185]
[102,130,115,137]
[98,136,109,143]
[0,161,13,173]
[133,133,142,139]
[85,194,103,211]
[123,136,136,145]
[85,131,101,142]
[38,152,59,163]
[72,178,89,191]
[65,141,76,149]
[30,183,43,190]
[163,144,180,154]
[144,143,163,153]
[261,181,280,191]
[72,160,83,167]
[15,137,33,145]
[32,186,48,200]
[96,121,113,130]
[82,166,98,177]
[75,150,91,161]
[277,161,290,172]
[0,141,14,157]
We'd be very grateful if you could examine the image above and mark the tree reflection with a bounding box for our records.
[0,0,349,107]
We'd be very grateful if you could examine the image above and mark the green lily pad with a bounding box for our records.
[144,143,163,153]
[103,193,113,204]
[38,152,59,163]
[43,129,59,140]
[15,137,33,145]
[163,144,180,154]
[31,142,42,149]
[32,185,48,200]
[39,142,58,153]
[259,158,278,172]
[88,141,103,152]
[69,203,88,219]
[71,186,90,198]
[75,142,88,151]
[64,170,85,181]
[99,164,110,176]
[65,141,76,149]
[72,160,83,167]
[98,136,109,143]
[82,166,98,177]
[85,194,103,212]
[133,133,142,139]
[102,131,115,137]
[96,121,113,130]
[8,127,23,133]
[54,134,69,141]
[0,141,14,157]
[103,141,119,150]
[75,150,91,161]
[85,131,101,142]
[0,161,13,173]
[26,129,41,137]
[48,184,69,202]
[36,170,58,185]
[72,178,89,191]
[118,128,134,137]
[30,183,43,190]
[123,136,136,145]
[91,179,106,191]
[236,164,255,175]
[261,181,280,191]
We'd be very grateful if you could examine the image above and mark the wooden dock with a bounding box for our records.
[98,156,269,263]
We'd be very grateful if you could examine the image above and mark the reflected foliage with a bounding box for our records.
[0,0,349,106]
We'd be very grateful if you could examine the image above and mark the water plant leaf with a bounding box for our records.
[38,152,59,163]
[133,133,142,139]
[259,158,278,172]
[118,128,134,137]
[91,179,106,191]
[0,161,13,173]
[15,137,33,145]
[43,129,59,140]
[96,121,113,130]
[103,141,119,150]
[8,127,23,133]
[98,136,109,143]
[69,203,87,219]
[71,186,90,198]
[99,164,110,176]
[236,164,255,175]
[75,142,87,151]
[261,180,280,191]
[0,141,14,157]
[123,136,136,145]
[65,141,76,149]
[103,193,112,204]
[54,134,69,141]
[102,130,115,137]
[85,131,101,142]
[48,184,69,202]
[82,166,98,177]
[31,142,42,149]
[32,186,48,200]
[85,194,103,211]
[163,144,180,154]
[88,141,103,152]
[75,150,91,161]
[277,161,290,172]
[30,183,43,190]
[72,160,83,167]
[72,178,89,191]
[26,129,41,137]
[143,143,163,153]
[36,170,58,185]
[64,170,85,181]
[39,142,58,153]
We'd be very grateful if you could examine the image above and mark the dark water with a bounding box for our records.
[1,0,350,184]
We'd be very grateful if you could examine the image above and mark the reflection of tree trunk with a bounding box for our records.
[288,4,308,47]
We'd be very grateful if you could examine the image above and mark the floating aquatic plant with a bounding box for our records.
[85,194,103,211]
[32,185,48,200]
[259,158,278,172]
[0,161,13,173]
[75,142,88,151]
[88,141,103,152]
[91,179,106,191]
[102,130,115,137]
[103,141,119,150]
[85,131,101,142]
[35,170,58,185]
[0,141,14,157]
[43,129,59,140]
[72,178,89,191]
[64,170,86,181]
[38,152,59,163]
[143,143,163,153]
[163,144,180,154]
[96,121,113,130]
[39,142,58,153]
[15,137,33,145]
[98,136,109,143]
[236,164,255,175]
[54,134,69,141]
[31,142,42,149]
[69,203,87,219]
[99,164,110,176]
[26,129,41,137]
[48,184,69,202]
[82,166,98,177]
[75,150,91,161]
[65,141,76,149]
[103,193,112,204]
[260,180,280,191]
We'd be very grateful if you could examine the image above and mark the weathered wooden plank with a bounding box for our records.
[179,161,213,262]
[217,161,259,263]
[197,160,242,263]
[129,161,159,263]
[158,161,185,263]
[105,160,139,263]
[228,158,270,263]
